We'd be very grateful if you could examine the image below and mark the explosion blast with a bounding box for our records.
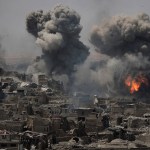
[26,5,89,77]
[89,13,150,96]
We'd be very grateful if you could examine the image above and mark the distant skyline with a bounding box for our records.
[1,0,150,63]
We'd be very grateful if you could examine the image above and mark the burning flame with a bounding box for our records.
[125,74,148,94]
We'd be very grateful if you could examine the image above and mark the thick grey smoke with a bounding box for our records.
[75,52,150,96]
[26,5,89,76]
[74,13,150,96]
[90,13,150,57]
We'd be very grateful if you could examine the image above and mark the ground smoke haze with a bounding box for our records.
[0,36,6,69]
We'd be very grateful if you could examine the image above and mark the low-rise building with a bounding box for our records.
[0,130,19,149]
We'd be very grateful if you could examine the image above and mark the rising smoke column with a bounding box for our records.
[81,13,150,96]
[26,5,89,76]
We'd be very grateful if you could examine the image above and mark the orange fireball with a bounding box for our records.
[125,74,148,94]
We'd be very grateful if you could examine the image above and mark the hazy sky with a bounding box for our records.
[1,0,150,63]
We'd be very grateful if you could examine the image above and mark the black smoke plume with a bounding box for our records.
[75,13,150,97]
[26,5,89,76]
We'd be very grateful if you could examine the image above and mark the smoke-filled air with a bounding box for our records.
[82,13,150,96]
[26,5,89,77]
[26,5,150,96]
[91,13,150,57]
